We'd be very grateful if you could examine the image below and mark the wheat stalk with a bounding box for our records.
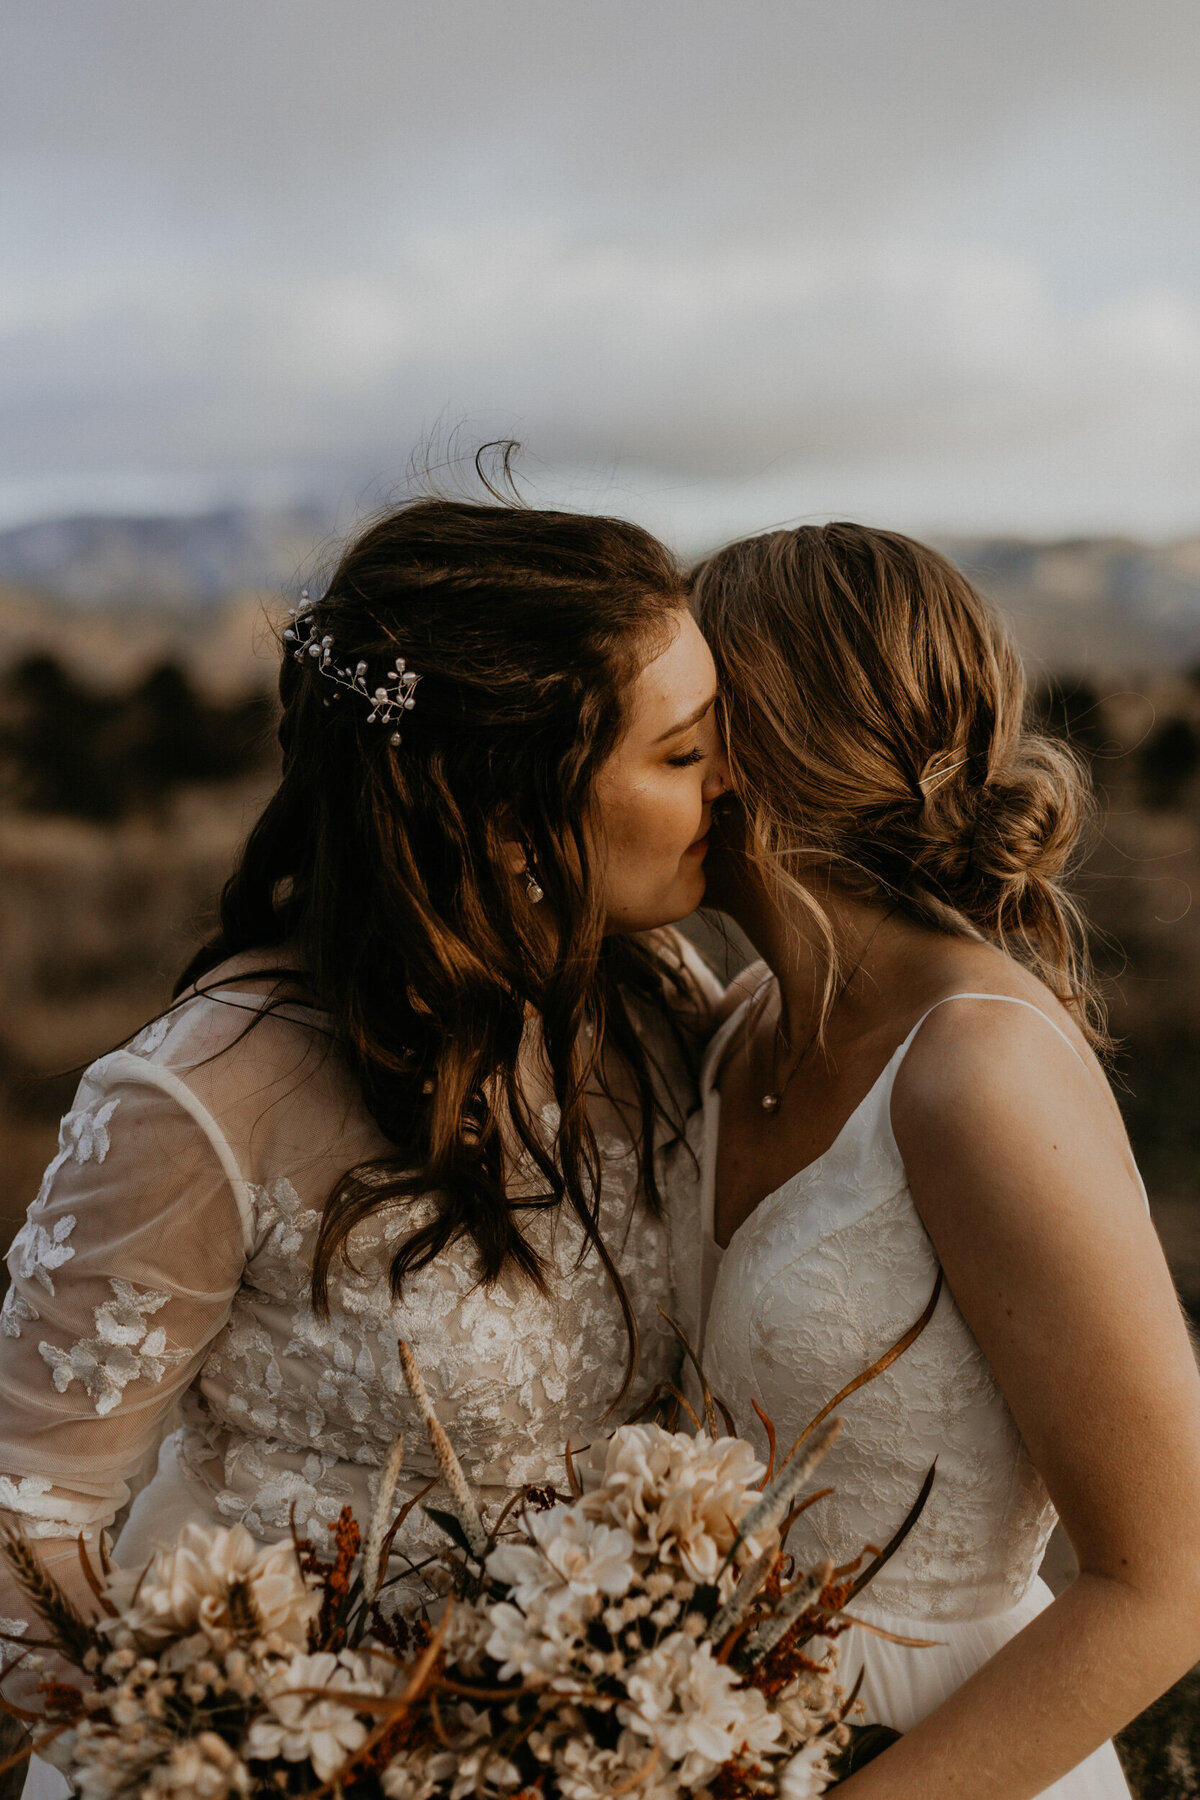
[361,1435,405,1601]
[397,1342,488,1558]
[0,1527,98,1665]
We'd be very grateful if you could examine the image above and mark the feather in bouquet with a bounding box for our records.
[0,1306,936,1799]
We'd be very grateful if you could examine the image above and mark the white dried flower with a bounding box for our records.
[579,1425,770,1586]
[383,1743,523,1799]
[773,1669,842,1744]
[553,1729,678,1800]
[380,1754,444,1800]
[484,1597,583,1682]
[50,1720,174,1800]
[779,1738,836,1798]
[243,1648,381,1780]
[103,1522,319,1648]
[488,1506,636,1607]
[143,1732,252,1796]
[621,1631,783,1784]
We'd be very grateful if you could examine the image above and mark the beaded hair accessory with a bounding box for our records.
[284,590,420,746]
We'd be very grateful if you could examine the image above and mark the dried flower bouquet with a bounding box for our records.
[1,1318,934,1799]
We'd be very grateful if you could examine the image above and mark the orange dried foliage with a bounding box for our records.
[315,1506,362,1649]
[708,1755,771,1798]
[37,1683,84,1718]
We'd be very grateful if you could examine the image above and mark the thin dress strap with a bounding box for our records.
[893,991,1148,1209]
[897,991,1091,1073]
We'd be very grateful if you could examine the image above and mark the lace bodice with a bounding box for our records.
[693,995,1063,1624]
[0,937,715,1637]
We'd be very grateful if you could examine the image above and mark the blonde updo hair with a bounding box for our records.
[690,522,1105,1046]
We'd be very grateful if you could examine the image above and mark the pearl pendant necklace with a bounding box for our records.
[760,1013,810,1115]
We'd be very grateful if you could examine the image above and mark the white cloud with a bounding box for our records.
[1,1,1200,538]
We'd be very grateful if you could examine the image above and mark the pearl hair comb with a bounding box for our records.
[284,591,420,746]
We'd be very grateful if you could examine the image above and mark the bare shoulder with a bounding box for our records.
[892,931,1104,1100]
[890,963,1139,1228]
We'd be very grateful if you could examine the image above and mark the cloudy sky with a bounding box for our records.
[3,0,1200,545]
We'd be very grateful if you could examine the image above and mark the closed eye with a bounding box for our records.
[668,748,704,768]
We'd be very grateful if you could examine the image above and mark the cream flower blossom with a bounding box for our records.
[621,1631,783,1786]
[244,1649,380,1780]
[779,1738,836,1798]
[142,1732,252,1796]
[579,1425,770,1585]
[487,1506,636,1606]
[103,1521,319,1648]
[46,1717,173,1800]
[383,1743,522,1799]
[484,1595,587,1683]
[774,1668,842,1743]
[380,1754,445,1800]
[553,1728,679,1800]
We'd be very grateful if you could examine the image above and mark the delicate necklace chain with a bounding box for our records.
[759,910,895,1115]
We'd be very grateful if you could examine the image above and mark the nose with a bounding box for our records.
[702,748,733,801]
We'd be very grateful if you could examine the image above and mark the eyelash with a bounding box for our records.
[668,748,705,768]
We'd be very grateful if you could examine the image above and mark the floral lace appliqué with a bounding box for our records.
[702,1075,1057,1623]
[130,1016,171,1056]
[0,1472,93,1539]
[28,1093,122,1221]
[38,1278,190,1418]
[8,1213,77,1297]
[0,1286,40,1340]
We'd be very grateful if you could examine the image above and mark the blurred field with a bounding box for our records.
[2,603,1200,1274]
[2,580,1200,1792]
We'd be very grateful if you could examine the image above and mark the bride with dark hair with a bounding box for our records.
[0,493,729,1792]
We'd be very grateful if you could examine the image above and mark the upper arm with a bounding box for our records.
[892,1003,1200,1589]
[0,1057,249,1538]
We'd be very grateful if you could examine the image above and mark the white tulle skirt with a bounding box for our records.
[834,1576,1131,1796]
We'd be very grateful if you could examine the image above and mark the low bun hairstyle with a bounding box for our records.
[690,522,1104,1044]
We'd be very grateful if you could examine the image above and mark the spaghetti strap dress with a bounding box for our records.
[695,991,1133,1799]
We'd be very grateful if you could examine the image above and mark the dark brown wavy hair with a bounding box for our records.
[690,522,1104,1045]
[179,496,694,1394]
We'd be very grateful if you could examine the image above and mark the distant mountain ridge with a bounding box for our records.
[947,536,1200,673]
[1,507,1200,671]
[0,506,332,607]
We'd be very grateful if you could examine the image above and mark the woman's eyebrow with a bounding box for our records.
[653,694,717,743]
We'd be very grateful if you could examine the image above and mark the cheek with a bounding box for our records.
[608,776,697,865]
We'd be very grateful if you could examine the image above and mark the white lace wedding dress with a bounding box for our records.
[690,992,1132,1799]
[1,944,713,1798]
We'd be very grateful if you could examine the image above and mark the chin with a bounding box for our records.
[607,878,707,936]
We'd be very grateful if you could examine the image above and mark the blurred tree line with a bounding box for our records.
[1035,668,1200,1233]
[1036,669,1200,810]
[0,653,275,819]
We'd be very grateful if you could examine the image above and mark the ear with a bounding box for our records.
[500,835,528,876]
[494,807,529,875]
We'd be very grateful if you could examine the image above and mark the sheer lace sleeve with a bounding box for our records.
[0,1048,250,1664]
